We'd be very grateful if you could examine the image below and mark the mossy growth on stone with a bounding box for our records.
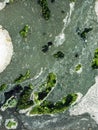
[30,93,77,115]
[34,72,56,104]
[5,119,18,129]
[38,0,51,20]
[46,72,56,88]
[16,85,34,110]
[0,84,7,92]
[19,24,30,38]
[75,64,82,71]
[1,96,17,111]
[53,51,65,59]
[14,70,30,83]
[92,48,98,69]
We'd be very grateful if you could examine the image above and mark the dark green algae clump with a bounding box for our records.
[34,72,57,104]
[14,70,30,83]
[30,93,77,115]
[16,85,34,110]
[92,48,98,69]
[38,0,51,20]
[0,71,78,115]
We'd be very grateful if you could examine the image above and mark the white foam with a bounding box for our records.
[0,25,13,73]
[69,76,98,124]
[54,2,75,47]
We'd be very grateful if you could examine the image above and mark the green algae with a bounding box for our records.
[16,85,34,110]
[34,72,56,104]
[92,48,98,69]
[75,64,82,71]
[19,24,30,38]
[14,70,30,83]
[53,51,65,59]
[38,0,50,20]
[0,84,7,92]
[30,93,77,115]
[1,96,17,111]
[5,119,18,129]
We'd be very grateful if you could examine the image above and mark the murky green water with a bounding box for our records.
[0,0,98,130]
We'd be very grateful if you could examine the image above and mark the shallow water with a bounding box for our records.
[0,0,98,130]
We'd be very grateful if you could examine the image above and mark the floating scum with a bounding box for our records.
[0,25,13,73]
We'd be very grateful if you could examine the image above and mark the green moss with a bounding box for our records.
[53,51,65,59]
[19,24,30,38]
[1,96,17,111]
[30,93,77,115]
[14,70,30,83]
[92,48,98,69]
[6,121,16,128]
[0,84,7,92]
[5,119,18,129]
[38,0,50,20]
[16,85,34,110]
[33,73,56,104]
[75,64,82,71]
[47,72,56,88]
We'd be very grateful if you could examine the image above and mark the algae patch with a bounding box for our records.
[5,119,18,129]
[92,48,98,69]
[30,93,77,115]
[14,70,30,83]
[34,72,56,104]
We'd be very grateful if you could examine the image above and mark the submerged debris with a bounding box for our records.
[92,48,98,69]
[38,0,51,20]
[76,27,93,41]
[42,45,49,53]
[4,84,23,103]
[47,41,53,47]
[75,53,79,58]
[42,41,53,53]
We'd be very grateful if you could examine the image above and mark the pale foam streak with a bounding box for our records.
[54,2,75,47]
